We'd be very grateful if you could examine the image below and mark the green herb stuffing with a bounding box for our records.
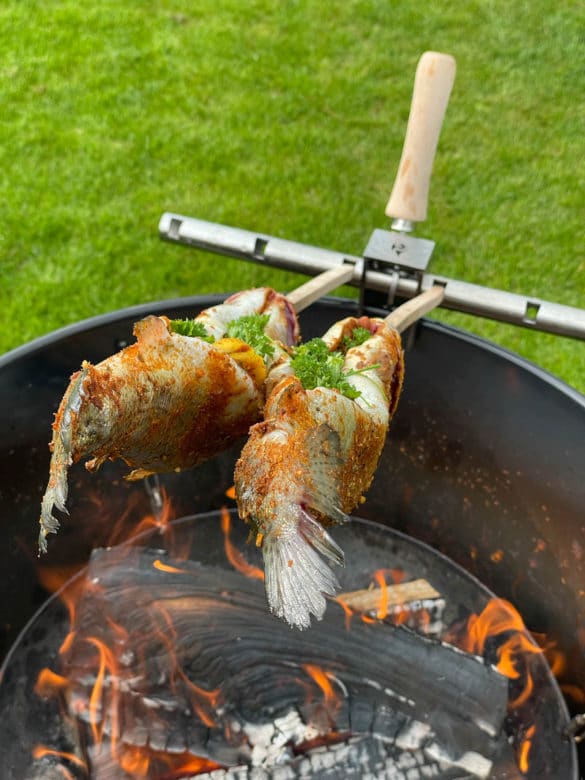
[341,326,372,352]
[169,319,215,342]
[291,338,378,399]
[226,313,275,362]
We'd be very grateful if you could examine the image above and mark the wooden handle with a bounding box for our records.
[286,264,355,313]
[385,285,445,333]
[385,51,456,225]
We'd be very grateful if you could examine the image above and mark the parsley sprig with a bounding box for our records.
[290,338,378,399]
[170,319,214,342]
[341,326,372,352]
[226,313,275,362]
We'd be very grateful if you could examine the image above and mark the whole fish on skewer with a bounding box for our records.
[235,288,444,629]
[39,288,299,553]
[235,315,404,629]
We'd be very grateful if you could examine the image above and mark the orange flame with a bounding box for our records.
[32,494,232,778]
[108,487,174,546]
[158,754,222,779]
[86,635,122,749]
[450,598,546,773]
[34,668,68,698]
[153,558,190,575]
[372,570,389,620]
[333,596,355,631]
[302,663,342,727]
[36,564,85,597]
[148,603,221,730]
[456,598,542,664]
[32,745,87,771]
[119,745,150,776]
[180,675,221,729]
[303,664,337,705]
[220,507,264,580]
[108,744,222,778]
[518,724,536,774]
[560,683,585,704]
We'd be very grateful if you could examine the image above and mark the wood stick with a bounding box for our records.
[286,264,355,313]
[338,578,441,613]
[385,284,445,334]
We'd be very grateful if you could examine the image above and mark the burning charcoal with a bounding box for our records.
[25,760,88,780]
[191,734,454,779]
[25,742,89,780]
[48,545,511,778]
[371,704,409,744]
[348,698,375,733]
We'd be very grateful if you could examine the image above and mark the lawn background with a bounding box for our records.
[1,1,583,390]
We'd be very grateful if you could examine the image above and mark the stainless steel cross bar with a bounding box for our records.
[159,212,585,342]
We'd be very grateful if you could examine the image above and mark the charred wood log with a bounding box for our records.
[56,546,510,777]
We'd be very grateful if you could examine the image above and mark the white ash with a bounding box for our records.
[242,710,321,768]
[424,742,493,780]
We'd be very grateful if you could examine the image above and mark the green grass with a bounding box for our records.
[0,1,584,391]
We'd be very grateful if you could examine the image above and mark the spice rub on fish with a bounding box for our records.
[39,288,299,553]
[235,316,404,629]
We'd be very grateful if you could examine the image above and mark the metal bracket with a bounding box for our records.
[359,228,434,315]
[363,228,435,278]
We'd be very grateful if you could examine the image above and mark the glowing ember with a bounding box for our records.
[116,746,221,778]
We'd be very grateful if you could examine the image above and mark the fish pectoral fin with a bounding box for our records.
[298,508,345,567]
[85,455,108,473]
[125,467,156,481]
[262,508,345,630]
[302,424,346,524]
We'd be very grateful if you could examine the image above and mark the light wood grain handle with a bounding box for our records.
[385,285,445,333]
[385,51,456,225]
[286,264,355,312]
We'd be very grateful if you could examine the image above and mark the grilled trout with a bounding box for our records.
[39,288,299,552]
[235,316,404,629]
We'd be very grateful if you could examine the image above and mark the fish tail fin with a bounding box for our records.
[39,431,71,553]
[262,507,346,630]
[38,369,87,553]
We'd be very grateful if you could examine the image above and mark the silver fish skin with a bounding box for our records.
[39,288,299,553]
[235,317,404,629]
